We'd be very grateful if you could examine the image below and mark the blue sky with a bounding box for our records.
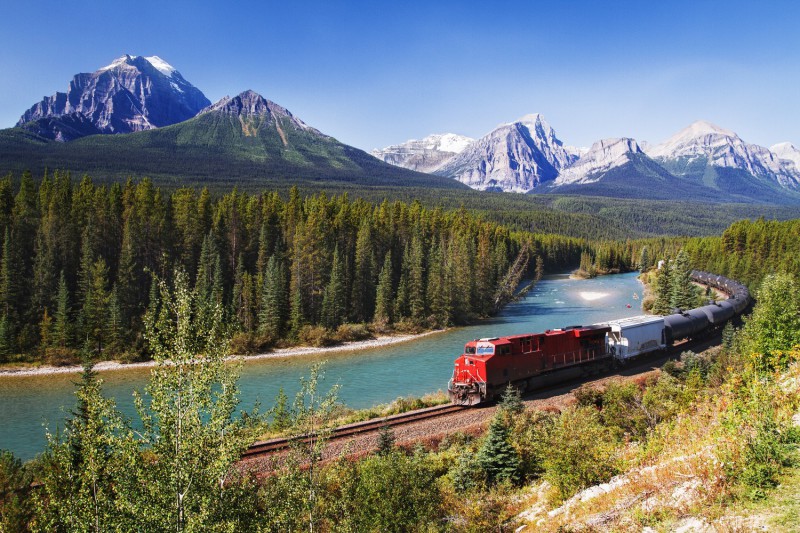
[1,0,798,151]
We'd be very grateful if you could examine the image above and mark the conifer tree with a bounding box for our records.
[321,245,346,329]
[351,220,375,323]
[408,232,426,321]
[373,252,393,326]
[52,271,71,349]
[477,413,520,485]
[652,259,673,315]
[638,246,650,272]
[82,259,110,355]
[260,255,288,338]
[670,249,698,310]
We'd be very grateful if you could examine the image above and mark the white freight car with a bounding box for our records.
[601,315,665,360]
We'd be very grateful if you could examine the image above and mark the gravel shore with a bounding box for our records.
[0,330,446,378]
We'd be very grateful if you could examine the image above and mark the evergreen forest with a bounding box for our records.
[0,170,636,365]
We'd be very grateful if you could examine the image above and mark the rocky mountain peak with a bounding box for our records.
[17,54,210,139]
[201,90,317,134]
[434,113,576,192]
[554,138,643,185]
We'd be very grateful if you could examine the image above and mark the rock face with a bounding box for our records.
[370,133,474,173]
[198,89,319,137]
[771,142,800,175]
[555,138,643,185]
[434,114,577,192]
[18,55,210,139]
[646,120,799,189]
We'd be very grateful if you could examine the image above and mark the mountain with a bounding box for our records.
[371,133,473,173]
[17,55,210,139]
[554,138,643,185]
[0,90,465,191]
[434,114,577,192]
[771,142,800,174]
[645,120,800,193]
[546,137,727,201]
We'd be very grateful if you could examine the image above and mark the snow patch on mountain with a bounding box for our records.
[371,133,474,173]
[555,138,642,185]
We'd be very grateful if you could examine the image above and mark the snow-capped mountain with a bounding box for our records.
[646,120,799,189]
[18,55,210,140]
[434,114,577,192]
[370,133,474,173]
[771,142,800,174]
[554,138,643,185]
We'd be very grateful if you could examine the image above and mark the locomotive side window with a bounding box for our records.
[500,346,510,355]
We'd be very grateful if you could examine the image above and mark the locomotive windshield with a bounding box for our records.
[465,346,476,354]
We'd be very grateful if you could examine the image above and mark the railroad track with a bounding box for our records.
[242,403,466,459]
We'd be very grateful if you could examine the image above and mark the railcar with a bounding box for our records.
[448,325,610,406]
[449,271,751,405]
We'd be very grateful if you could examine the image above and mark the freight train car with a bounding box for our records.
[448,271,751,405]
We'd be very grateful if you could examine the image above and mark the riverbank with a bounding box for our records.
[0,329,447,378]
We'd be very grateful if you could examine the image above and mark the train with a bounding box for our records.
[447,270,751,406]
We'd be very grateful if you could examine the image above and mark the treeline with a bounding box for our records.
[683,218,800,289]
[0,170,600,364]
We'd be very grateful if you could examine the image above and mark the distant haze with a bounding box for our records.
[1,0,798,151]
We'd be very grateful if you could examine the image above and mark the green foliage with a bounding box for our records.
[333,450,442,532]
[541,406,620,500]
[669,249,701,310]
[115,270,262,532]
[32,361,123,531]
[477,414,521,485]
[741,273,800,372]
[376,424,395,456]
[651,260,673,315]
[0,449,33,532]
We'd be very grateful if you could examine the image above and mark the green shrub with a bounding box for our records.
[542,406,620,500]
[574,384,604,408]
[333,323,372,343]
[298,325,336,347]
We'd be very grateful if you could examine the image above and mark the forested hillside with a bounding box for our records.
[0,170,616,365]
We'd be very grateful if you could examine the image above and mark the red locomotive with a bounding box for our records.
[448,325,610,405]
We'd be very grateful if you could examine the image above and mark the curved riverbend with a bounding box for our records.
[0,272,644,460]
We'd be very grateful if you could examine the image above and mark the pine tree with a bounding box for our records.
[652,259,673,315]
[106,286,125,355]
[82,259,110,355]
[259,255,288,338]
[477,414,520,485]
[373,252,394,326]
[271,387,292,431]
[638,246,650,272]
[408,232,426,321]
[670,249,698,310]
[321,245,346,329]
[52,271,71,349]
[351,220,375,323]
[376,424,395,456]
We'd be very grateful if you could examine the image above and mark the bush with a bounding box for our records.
[600,381,648,439]
[298,325,336,347]
[336,450,442,532]
[542,406,620,500]
[43,347,80,367]
[333,323,372,343]
[574,384,604,408]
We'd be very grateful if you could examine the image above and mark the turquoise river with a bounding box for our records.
[0,272,644,461]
